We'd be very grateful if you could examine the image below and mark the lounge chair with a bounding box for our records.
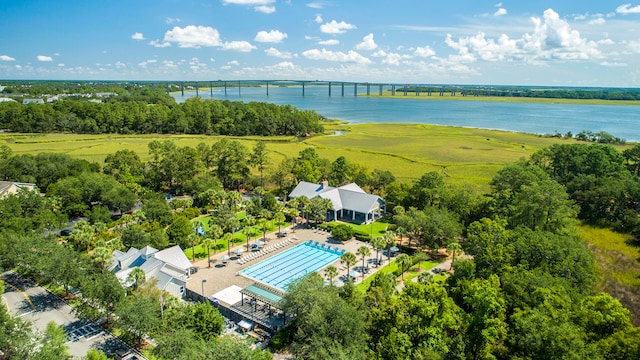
[307,240,313,245]
[314,241,319,247]
[320,243,326,249]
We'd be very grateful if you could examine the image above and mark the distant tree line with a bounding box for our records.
[402,85,640,101]
[0,89,325,136]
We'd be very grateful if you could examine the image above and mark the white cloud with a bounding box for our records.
[355,33,378,50]
[265,47,294,58]
[371,50,387,57]
[600,61,627,67]
[302,48,371,64]
[14,65,22,70]
[598,38,614,45]
[494,8,507,16]
[115,61,126,68]
[222,41,257,52]
[222,0,274,4]
[163,25,222,48]
[0,55,16,61]
[616,4,640,14]
[314,15,323,23]
[149,40,171,48]
[318,39,339,45]
[307,2,324,9]
[222,0,276,13]
[444,8,600,64]
[131,32,145,40]
[320,20,356,34]
[254,29,288,43]
[381,53,412,66]
[57,63,64,67]
[37,55,53,62]
[414,46,436,57]
[589,17,606,25]
[166,17,180,24]
[255,5,275,13]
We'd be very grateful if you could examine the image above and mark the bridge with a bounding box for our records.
[147,80,522,98]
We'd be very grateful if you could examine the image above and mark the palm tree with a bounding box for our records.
[258,209,271,241]
[371,236,386,266]
[447,241,463,270]
[325,265,338,286]
[297,196,311,227]
[92,246,112,267]
[243,214,256,251]
[396,253,411,282]
[287,197,301,231]
[202,237,214,268]
[356,246,371,279]
[340,252,357,280]
[223,232,233,256]
[383,230,397,263]
[207,224,223,254]
[127,267,146,290]
[273,211,286,236]
[187,233,201,261]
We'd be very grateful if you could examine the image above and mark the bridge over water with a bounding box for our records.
[152,80,522,98]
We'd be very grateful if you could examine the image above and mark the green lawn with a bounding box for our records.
[186,214,287,261]
[322,219,391,240]
[357,259,401,292]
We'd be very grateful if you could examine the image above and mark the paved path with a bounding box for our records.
[1,271,139,359]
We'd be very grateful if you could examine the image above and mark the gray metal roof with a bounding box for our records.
[289,181,384,213]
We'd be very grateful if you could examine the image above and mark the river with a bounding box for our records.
[172,85,640,142]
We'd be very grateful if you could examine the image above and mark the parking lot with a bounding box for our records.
[1,271,141,359]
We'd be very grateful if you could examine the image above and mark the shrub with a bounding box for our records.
[331,224,355,241]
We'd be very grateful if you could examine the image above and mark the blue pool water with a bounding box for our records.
[240,241,344,291]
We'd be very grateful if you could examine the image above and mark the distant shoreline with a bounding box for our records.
[367,91,640,106]
[173,87,640,106]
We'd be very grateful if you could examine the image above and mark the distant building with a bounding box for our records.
[0,181,37,199]
[289,180,386,224]
[109,245,192,299]
[0,97,17,103]
[22,98,45,104]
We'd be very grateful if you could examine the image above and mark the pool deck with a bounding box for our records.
[187,225,386,304]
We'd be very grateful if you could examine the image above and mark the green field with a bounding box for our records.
[3,123,625,188]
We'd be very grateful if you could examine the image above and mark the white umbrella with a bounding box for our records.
[220,255,230,261]
[234,248,244,255]
[348,270,361,278]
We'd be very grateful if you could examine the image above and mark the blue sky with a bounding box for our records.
[2,1,640,86]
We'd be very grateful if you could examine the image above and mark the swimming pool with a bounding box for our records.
[239,241,344,291]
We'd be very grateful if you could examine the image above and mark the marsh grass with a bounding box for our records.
[578,224,640,324]
[2,125,631,188]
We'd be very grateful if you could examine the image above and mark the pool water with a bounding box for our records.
[239,241,344,291]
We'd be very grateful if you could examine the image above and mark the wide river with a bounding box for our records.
[172,86,640,142]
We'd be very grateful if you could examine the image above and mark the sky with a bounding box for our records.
[2,1,640,87]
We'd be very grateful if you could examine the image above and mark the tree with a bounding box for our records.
[202,237,215,268]
[273,210,286,236]
[38,321,71,359]
[282,273,367,360]
[166,216,193,248]
[371,236,386,266]
[356,246,371,279]
[116,293,161,345]
[447,241,463,270]
[340,252,357,279]
[223,232,233,256]
[382,230,397,263]
[464,275,507,360]
[127,267,146,290]
[307,196,332,225]
[331,224,354,241]
[396,253,411,282]
[187,233,201,261]
[250,140,270,188]
[325,265,338,286]
[243,214,256,252]
[207,224,223,255]
[183,302,225,342]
